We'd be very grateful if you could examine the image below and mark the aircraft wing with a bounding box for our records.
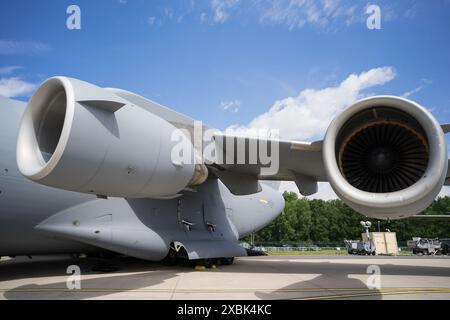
[11,78,450,220]
[209,134,326,196]
[211,132,450,194]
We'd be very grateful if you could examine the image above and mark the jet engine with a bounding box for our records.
[323,96,448,219]
[16,77,207,198]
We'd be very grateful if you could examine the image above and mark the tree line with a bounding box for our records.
[246,193,450,246]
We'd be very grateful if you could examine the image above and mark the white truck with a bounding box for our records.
[407,238,442,255]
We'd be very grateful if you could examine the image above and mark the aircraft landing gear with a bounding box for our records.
[164,245,236,267]
[219,257,234,265]
[192,257,235,268]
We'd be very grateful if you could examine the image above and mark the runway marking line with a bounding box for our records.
[2,287,450,295]
[293,289,450,300]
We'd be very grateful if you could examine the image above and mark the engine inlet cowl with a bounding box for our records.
[16,77,200,198]
[323,96,447,219]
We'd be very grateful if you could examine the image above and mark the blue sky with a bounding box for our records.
[1,0,450,197]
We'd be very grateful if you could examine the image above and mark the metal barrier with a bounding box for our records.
[255,246,346,252]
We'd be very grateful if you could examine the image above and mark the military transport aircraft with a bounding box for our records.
[0,77,449,264]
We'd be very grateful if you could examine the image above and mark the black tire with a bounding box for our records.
[221,257,234,265]
[204,259,214,268]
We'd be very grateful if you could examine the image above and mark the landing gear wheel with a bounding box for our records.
[203,259,214,268]
[163,246,191,267]
[220,257,234,265]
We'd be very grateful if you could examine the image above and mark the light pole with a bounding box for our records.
[360,221,374,255]
[360,221,372,239]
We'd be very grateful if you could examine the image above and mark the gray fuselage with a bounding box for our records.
[0,96,284,260]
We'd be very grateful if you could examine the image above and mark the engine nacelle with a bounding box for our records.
[323,96,448,219]
[17,77,207,198]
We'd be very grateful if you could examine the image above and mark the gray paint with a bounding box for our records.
[16,77,197,198]
[1,77,449,260]
[0,95,283,259]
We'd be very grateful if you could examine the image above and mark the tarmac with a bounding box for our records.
[1,255,450,300]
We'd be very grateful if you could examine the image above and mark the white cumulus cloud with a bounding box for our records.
[0,77,35,98]
[227,67,396,140]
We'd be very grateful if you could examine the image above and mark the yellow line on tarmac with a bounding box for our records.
[293,289,450,300]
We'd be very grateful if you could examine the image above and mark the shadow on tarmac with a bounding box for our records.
[1,255,449,300]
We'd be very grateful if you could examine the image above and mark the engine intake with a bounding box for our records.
[324,96,447,219]
[337,108,429,193]
[17,77,207,198]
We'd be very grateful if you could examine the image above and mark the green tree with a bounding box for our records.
[246,194,450,246]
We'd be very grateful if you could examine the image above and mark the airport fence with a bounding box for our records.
[254,246,346,252]
[252,246,411,253]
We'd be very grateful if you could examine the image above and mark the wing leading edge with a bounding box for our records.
[210,135,325,196]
